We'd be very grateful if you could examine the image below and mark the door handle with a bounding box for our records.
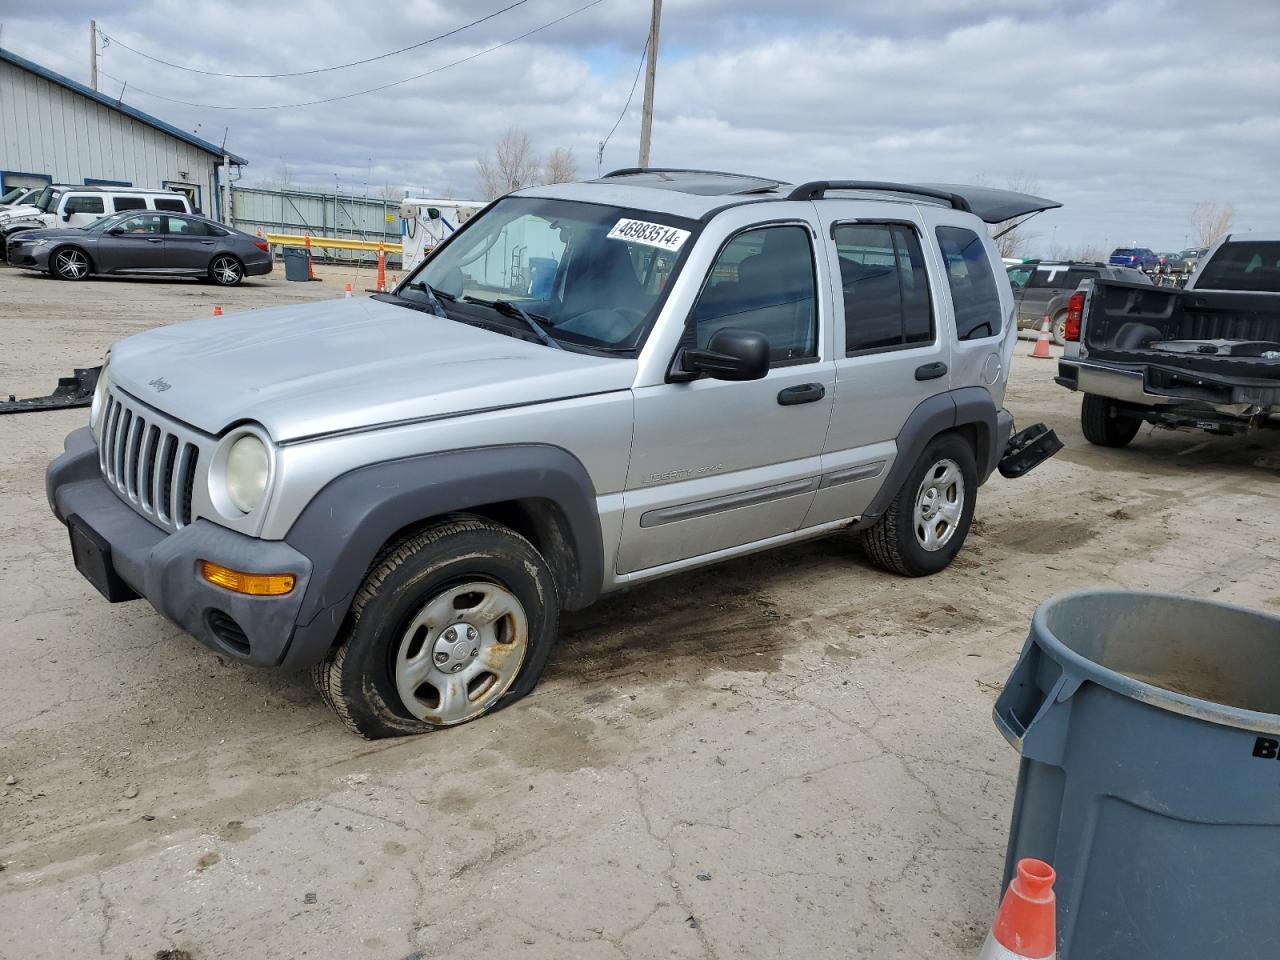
[200,240,214,245]
[146,237,163,243]
[777,383,826,406]
[914,362,948,381]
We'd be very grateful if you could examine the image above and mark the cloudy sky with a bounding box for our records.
[2,0,1276,251]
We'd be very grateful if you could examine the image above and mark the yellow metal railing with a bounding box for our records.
[263,233,403,254]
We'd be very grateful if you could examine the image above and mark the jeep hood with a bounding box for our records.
[107,297,637,441]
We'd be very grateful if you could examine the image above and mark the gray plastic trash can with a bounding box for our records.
[994,590,1280,959]
[282,246,310,282]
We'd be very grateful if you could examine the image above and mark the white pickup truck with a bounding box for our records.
[1056,233,1280,445]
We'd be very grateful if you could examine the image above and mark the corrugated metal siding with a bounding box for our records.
[0,59,219,213]
[232,186,402,263]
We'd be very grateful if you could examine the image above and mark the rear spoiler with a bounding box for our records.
[919,184,1062,224]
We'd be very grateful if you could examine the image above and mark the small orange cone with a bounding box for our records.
[1029,316,1053,359]
[376,241,386,293]
[304,234,316,281]
[978,859,1056,959]
[344,281,353,299]
[212,305,222,317]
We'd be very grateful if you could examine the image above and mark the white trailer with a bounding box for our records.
[398,197,486,272]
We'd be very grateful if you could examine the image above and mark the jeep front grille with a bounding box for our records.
[99,389,202,532]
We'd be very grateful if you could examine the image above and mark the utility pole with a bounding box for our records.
[637,0,662,168]
[89,20,99,91]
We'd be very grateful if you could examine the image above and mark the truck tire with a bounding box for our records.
[860,433,978,577]
[1081,393,1141,447]
[313,515,559,738]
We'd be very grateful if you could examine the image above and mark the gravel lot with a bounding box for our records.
[2,262,1277,959]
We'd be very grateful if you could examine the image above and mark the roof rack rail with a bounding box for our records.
[787,180,972,213]
[602,166,778,182]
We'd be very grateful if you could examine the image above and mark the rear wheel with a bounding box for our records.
[861,433,978,577]
[51,246,91,280]
[1050,311,1067,346]
[313,516,559,738]
[209,254,243,286]
[1081,393,1142,447]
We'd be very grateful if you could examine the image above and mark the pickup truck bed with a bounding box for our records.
[1058,279,1280,439]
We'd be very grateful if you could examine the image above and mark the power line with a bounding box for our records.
[597,31,650,174]
[99,0,606,112]
[98,1,527,79]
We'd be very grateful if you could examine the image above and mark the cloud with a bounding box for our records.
[2,0,1276,250]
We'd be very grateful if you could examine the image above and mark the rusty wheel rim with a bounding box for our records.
[393,580,528,726]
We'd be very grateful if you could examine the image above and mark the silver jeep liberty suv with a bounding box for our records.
[47,169,1061,737]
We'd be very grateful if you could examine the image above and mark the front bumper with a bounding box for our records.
[47,427,313,666]
[4,237,48,269]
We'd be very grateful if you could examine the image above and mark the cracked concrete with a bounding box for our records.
[2,265,1278,958]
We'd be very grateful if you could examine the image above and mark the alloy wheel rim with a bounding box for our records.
[913,458,965,552]
[213,258,240,284]
[393,581,528,725]
[57,250,87,278]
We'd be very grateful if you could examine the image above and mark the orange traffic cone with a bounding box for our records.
[212,305,222,317]
[376,241,386,293]
[1029,316,1053,358]
[344,281,353,299]
[978,859,1056,959]
[304,234,316,281]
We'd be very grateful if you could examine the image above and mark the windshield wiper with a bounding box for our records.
[463,296,562,350]
[404,280,454,317]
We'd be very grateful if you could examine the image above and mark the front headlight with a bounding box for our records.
[224,434,271,514]
[32,239,48,247]
[90,362,110,428]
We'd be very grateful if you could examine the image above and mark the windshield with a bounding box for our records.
[83,213,132,234]
[1195,242,1280,292]
[0,187,26,204]
[33,187,62,212]
[399,196,697,352]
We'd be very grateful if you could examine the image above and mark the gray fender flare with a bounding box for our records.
[854,387,1003,528]
[280,443,604,669]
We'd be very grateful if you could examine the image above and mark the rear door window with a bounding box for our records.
[834,223,934,353]
[63,195,105,215]
[936,226,1003,341]
[111,196,147,212]
[153,197,187,212]
[166,216,210,236]
[1063,268,1100,288]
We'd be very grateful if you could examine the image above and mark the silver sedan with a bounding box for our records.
[5,212,273,285]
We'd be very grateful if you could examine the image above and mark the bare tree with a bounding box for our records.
[476,127,542,200]
[1190,202,1235,247]
[544,147,579,185]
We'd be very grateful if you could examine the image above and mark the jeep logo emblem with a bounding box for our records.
[148,377,172,393]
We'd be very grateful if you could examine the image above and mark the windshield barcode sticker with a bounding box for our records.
[607,219,691,252]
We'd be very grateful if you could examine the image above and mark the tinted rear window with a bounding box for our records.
[1196,242,1280,292]
[936,226,1003,340]
[154,197,187,212]
[112,197,147,211]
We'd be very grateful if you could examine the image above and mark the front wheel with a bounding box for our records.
[209,254,243,286]
[313,516,559,738]
[51,246,91,280]
[860,433,978,577]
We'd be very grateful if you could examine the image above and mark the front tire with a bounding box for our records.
[209,254,243,286]
[51,246,91,280]
[1081,393,1141,447]
[861,433,978,577]
[313,516,559,738]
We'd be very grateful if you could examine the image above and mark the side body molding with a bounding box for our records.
[853,387,1001,529]
[281,443,605,668]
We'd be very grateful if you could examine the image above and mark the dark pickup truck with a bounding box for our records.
[1056,234,1280,446]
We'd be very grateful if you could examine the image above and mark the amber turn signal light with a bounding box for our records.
[200,560,295,596]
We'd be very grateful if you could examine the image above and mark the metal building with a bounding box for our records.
[0,47,245,217]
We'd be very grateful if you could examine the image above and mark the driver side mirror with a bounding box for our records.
[61,211,72,221]
[681,328,770,381]
[107,227,125,236]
